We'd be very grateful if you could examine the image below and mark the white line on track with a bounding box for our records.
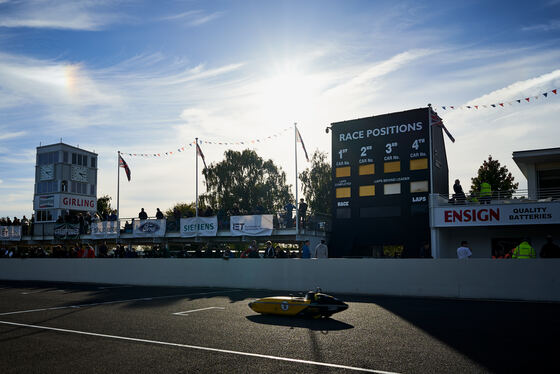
[21,290,47,295]
[0,289,244,316]
[0,320,399,374]
[172,307,225,315]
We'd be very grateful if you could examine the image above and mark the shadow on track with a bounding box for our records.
[245,314,354,331]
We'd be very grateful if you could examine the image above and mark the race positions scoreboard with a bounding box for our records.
[329,107,449,257]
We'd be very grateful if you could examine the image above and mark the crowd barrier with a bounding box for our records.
[1,258,558,302]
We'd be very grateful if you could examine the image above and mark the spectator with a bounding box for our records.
[156,208,164,220]
[540,235,560,258]
[21,215,29,235]
[139,208,148,220]
[173,207,181,225]
[512,238,536,259]
[301,240,311,259]
[298,199,308,228]
[457,241,472,259]
[419,242,432,258]
[275,245,287,258]
[223,246,235,259]
[109,210,117,221]
[453,179,466,205]
[264,241,275,258]
[313,240,328,258]
[99,242,108,258]
[284,202,295,228]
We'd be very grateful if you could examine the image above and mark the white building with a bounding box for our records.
[430,147,560,258]
[34,143,98,223]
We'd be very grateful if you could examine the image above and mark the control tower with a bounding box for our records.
[33,143,98,223]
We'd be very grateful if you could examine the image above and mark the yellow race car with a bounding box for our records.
[248,289,348,318]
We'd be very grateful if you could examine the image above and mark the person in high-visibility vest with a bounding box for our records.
[479,182,492,204]
[512,239,536,259]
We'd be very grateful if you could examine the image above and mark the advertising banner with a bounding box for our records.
[180,216,218,237]
[38,195,55,209]
[60,194,97,212]
[0,226,21,241]
[54,223,80,240]
[230,215,273,236]
[132,219,166,237]
[91,221,119,239]
[432,203,560,227]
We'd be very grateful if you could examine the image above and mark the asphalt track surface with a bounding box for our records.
[0,281,558,373]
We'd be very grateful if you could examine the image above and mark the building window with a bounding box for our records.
[61,180,68,192]
[91,157,96,168]
[90,184,96,195]
[72,153,77,164]
[36,210,54,222]
[63,151,68,163]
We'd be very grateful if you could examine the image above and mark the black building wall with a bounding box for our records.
[329,107,449,257]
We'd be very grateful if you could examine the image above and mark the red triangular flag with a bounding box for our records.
[553,89,557,94]
[525,98,530,102]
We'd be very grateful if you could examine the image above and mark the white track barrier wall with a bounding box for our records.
[1,259,559,302]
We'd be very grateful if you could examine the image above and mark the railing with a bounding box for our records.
[3,211,331,239]
[432,188,560,207]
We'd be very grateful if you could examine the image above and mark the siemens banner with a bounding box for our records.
[180,216,218,237]
[230,215,273,236]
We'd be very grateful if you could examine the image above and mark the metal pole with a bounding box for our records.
[294,123,299,233]
[117,151,120,221]
[116,151,121,242]
[195,138,199,219]
[427,106,436,258]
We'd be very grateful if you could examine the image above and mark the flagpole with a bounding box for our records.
[294,123,299,233]
[195,138,199,219]
[428,105,436,259]
[117,151,120,221]
[116,151,121,241]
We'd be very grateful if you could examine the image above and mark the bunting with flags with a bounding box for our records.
[121,127,291,158]
[119,154,131,181]
[296,127,309,162]
[436,88,557,111]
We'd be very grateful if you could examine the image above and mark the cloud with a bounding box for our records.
[159,9,224,26]
[466,69,560,105]
[522,19,560,32]
[0,131,26,141]
[0,0,124,30]
[324,49,433,97]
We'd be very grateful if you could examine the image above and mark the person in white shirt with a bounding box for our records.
[457,241,472,259]
[313,240,328,259]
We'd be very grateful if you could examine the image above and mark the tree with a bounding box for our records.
[299,150,332,214]
[164,202,196,219]
[470,155,519,197]
[200,149,293,213]
[97,195,113,217]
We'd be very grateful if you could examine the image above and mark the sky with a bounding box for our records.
[1,0,560,219]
